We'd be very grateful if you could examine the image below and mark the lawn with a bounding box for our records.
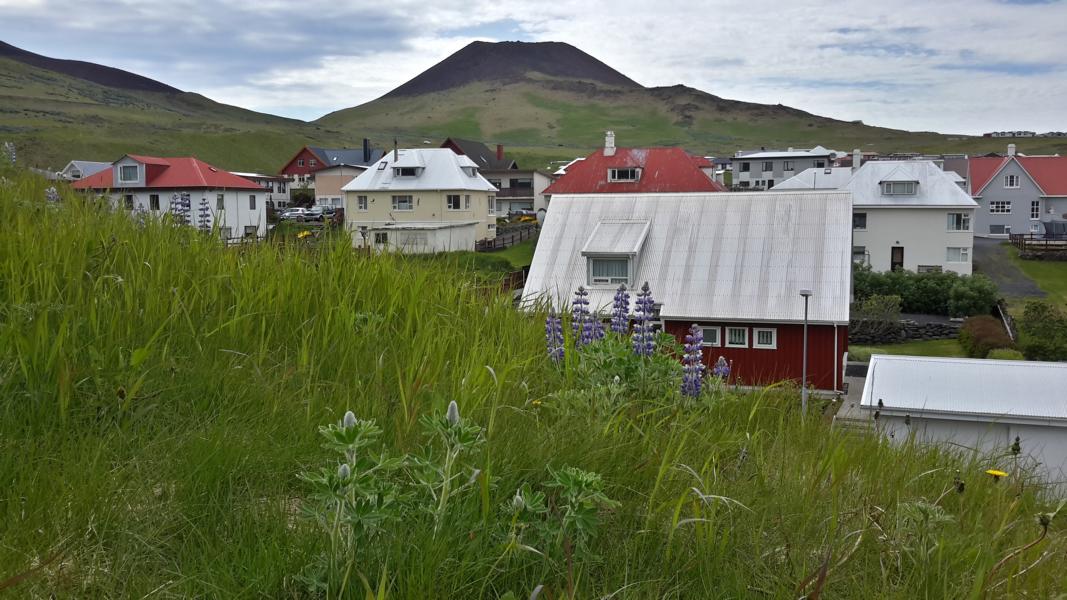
[492,236,538,269]
[850,338,966,363]
[1008,246,1067,308]
[3,169,1066,598]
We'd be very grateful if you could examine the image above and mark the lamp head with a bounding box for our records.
[799,288,813,298]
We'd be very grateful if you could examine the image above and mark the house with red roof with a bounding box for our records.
[968,144,1067,237]
[73,154,269,239]
[543,132,727,200]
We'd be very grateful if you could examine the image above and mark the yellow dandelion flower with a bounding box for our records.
[985,469,1008,479]
[532,399,542,407]
[297,230,312,239]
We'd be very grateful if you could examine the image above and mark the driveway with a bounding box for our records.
[972,238,1045,298]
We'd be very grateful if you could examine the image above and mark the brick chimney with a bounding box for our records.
[605,130,616,157]
[496,144,504,161]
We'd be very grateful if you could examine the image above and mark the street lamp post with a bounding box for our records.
[799,288,813,415]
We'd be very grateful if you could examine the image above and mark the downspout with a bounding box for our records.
[833,323,839,393]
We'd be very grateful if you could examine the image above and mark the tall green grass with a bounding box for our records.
[1,169,1064,598]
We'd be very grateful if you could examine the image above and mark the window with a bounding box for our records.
[1004,174,1020,188]
[124,194,134,210]
[487,179,501,189]
[783,160,795,171]
[726,327,748,348]
[815,160,826,168]
[738,181,750,188]
[464,194,471,209]
[1030,223,1041,233]
[297,159,304,167]
[243,225,258,238]
[396,167,417,177]
[309,159,317,167]
[762,161,774,172]
[391,195,413,211]
[1031,200,1041,220]
[119,165,138,182]
[882,181,917,195]
[149,194,159,211]
[216,193,224,210]
[514,178,532,189]
[357,195,368,211]
[377,161,388,171]
[989,224,1009,235]
[853,212,867,230]
[852,246,867,264]
[488,195,496,215]
[946,247,970,263]
[917,265,943,273]
[740,162,751,172]
[753,328,777,349]
[701,327,721,347]
[446,194,462,210]
[488,223,496,230]
[249,195,256,210]
[374,232,388,244]
[946,212,970,231]
[219,226,232,240]
[989,201,1012,214]
[589,257,629,285]
[608,168,640,182]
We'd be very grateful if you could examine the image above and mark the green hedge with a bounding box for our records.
[853,265,998,317]
[986,348,1025,360]
[1017,301,1067,361]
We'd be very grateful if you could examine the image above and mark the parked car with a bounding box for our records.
[305,207,325,222]
[280,207,308,221]
[321,206,337,220]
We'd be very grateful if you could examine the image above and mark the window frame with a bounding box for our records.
[882,181,917,195]
[853,212,867,231]
[391,195,414,211]
[946,246,971,263]
[739,162,751,173]
[243,225,258,238]
[488,195,496,215]
[588,256,630,286]
[249,195,256,210]
[700,326,721,348]
[149,194,160,211]
[446,194,462,211]
[123,194,134,210]
[1031,200,1041,220]
[725,326,748,348]
[216,193,225,211]
[119,165,139,183]
[464,194,471,210]
[762,161,774,172]
[783,160,795,171]
[374,231,388,245]
[989,200,1012,214]
[753,328,777,350]
[946,212,971,231]
[852,245,868,265]
[1004,174,1020,189]
[396,166,418,177]
[608,168,640,182]
[297,159,305,167]
[357,195,368,211]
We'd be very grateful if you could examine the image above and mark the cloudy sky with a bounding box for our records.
[1,0,1064,134]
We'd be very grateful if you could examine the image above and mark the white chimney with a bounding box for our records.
[1007,143,1016,157]
[787,147,794,152]
[604,130,616,157]
[852,148,862,172]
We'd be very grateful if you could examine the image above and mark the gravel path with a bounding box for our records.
[972,238,1045,298]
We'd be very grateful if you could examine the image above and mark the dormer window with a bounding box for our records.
[462,166,478,177]
[395,167,419,177]
[608,168,640,182]
[590,258,630,285]
[581,220,651,287]
[119,165,138,182]
[882,181,917,195]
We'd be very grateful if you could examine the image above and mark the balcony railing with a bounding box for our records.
[495,187,535,198]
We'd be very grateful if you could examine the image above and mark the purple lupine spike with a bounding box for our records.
[712,356,731,379]
[680,324,706,398]
[591,317,605,341]
[44,186,61,203]
[2,141,15,166]
[545,309,564,364]
[197,196,212,231]
[571,286,593,347]
[631,282,656,357]
[171,192,191,226]
[610,284,630,335]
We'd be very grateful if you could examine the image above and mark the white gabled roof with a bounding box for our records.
[581,220,651,256]
[773,161,978,208]
[523,192,852,324]
[342,148,497,192]
[734,145,835,160]
[860,355,1067,424]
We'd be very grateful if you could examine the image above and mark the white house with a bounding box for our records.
[774,156,978,274]
[341,148,498,253]
[60,160,111,181]
[230,171,291,209]
[861,355,1067,489]
[73,154,269,239]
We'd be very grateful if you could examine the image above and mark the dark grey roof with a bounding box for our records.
[442,138,517,170]
[308,146,385,167]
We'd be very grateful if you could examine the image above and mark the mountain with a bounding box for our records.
[0,41,347,171]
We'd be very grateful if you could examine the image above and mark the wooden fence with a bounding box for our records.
[476,224,539,252]
[1009,233,1067,252]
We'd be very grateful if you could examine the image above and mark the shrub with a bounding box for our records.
[986,348,1025,360]
[1017,300,1067,361]
[852,265,998,316]
[849,294,901,339]
[947,275,999,317]
[958,315,1013,358]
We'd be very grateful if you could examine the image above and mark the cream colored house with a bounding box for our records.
[342,148,498,253]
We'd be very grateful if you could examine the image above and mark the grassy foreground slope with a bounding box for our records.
[1,170,1065,598]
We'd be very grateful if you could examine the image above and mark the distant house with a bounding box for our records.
[440,137,555,214]
[730,145,836,190]
[543,132,727,199]
[522,190,852,391]
[73,155,268,239]
[60,160,111,181]
[341,149,498,253]
[774,155,978,274]
[968,145,1067,237]
[277,139,384,191]
[230,171,291,209]
[860,355,1067,487]
[311,164,369,209]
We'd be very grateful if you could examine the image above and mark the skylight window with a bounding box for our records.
[377,161,388,171]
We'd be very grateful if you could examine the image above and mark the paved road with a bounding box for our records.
[972,237,1045,298]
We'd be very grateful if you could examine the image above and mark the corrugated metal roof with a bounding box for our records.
[522,192,852,324]
[342,149,497,192]
[543,147,727,195]
[73,156,264,191]
[580,220,651,255]
[774,161,978,208]
[860,355,1067,422]
[733,145,834,160]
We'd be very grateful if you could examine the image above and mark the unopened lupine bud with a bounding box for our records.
[338,463,351,479]
[446,400,460,426]
[342,410,356,429]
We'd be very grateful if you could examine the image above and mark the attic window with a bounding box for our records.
[119,165,138,182]
[608,168,640,182]
[463,166,478,177]
[395,167,419,177]
[882,181,917,195]
[580,220,651,287]
[590,258,629,285]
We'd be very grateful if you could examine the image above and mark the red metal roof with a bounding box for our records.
[967,156,1008,195]
[1018,157,1067,196]
[73,155,264,191]
[544,147,727,194]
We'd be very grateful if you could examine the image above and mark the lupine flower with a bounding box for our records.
[342,410,356,429]
[571,286,593,346]
[2,141,15,166]
[711,356,731,379]
[337,463,351,479]
[680,324,706,398]
[544,309,564,364]
[170,192,191,225]
[197,196,212,231]
[591,317,605,341]
[446,400,460,426]
[610,284,630,335]
[44,186,61,203]
[631,282,656,357]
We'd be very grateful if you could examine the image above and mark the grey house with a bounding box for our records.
[969,145,1067,237]
[729,145,836,189]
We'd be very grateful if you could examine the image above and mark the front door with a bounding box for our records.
[891,246,904,271]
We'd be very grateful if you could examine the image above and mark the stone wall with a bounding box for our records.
[1019,250,1067,261]
[849,318,961,345]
